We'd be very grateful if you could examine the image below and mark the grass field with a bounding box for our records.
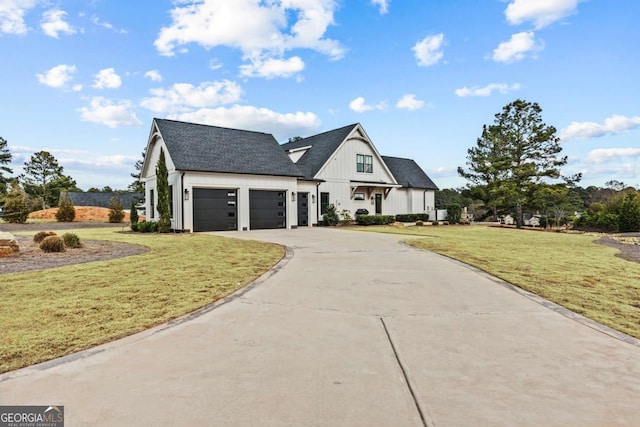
[0,228,284,374]
[359,225,640,339]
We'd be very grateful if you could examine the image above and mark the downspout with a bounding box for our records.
[315,181,321,225]
[181,171,185,232]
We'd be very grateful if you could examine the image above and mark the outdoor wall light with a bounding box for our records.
[311,194,315,203]
[291,191,296,202]
[184,188,189,200]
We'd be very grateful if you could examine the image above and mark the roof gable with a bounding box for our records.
[281,124,357,180]
[381,156,438,190]
[152,119,303,177]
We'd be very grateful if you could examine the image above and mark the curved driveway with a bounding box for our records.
[2,228,640,426]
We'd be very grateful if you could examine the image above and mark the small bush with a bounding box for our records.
[323,203,339,226]
[33,231,57,244]
[432,221,439,226]
[355,215,396,226]
[130,200,139,224]
[108,195,125,223]
[137,220,159,233]
[415,220,424,226]
[446,203,462,224]
[131,222,139,232]
[62,233,81,248]
[55,193,76,222]
[40,235,66,253]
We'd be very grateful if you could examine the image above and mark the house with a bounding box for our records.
[141,119,438,232]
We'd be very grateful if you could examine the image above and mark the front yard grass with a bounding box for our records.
[360,225,640,339]
[0,228,284,374]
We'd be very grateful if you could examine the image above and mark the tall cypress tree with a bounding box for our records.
[156,149,171,233]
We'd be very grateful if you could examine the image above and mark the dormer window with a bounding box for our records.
[357,154,373,173]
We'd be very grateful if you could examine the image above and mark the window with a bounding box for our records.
[169,185,173,219]
[150,189,155,219]
[357,154,373,173]
[354,193,365,201]
[320,192,330,215]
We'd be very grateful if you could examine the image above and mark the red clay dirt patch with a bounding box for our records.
[28,206,136,222]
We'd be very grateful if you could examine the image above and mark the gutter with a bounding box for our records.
[181,171,186,232]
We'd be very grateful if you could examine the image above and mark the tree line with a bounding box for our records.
[0,137,145,223]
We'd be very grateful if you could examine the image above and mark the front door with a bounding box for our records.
[375,193,382,215]
[297,192,308,226]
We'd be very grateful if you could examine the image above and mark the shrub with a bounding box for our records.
[416,213,430,222]
[136,220,159,233]
[62,233,81,248]
[2,182,29,224]
[40,235,65,253]
[33,231,57,244]
[618,192,640,232]
[130,200,139,225]
[108,195,125,223]
[415,220,424,226]
[55,193,76,222]
[432,221,439,226]
[355,215,396,225]
[323,203,339,226]
[446,203,462,224]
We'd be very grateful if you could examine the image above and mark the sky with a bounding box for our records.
[1,0,639,191]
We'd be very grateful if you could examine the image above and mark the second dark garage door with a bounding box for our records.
[250,190,286,230]
[193,188,237,232]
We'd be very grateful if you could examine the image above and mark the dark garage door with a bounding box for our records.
[193,188,237,232]
[250,190,286,230]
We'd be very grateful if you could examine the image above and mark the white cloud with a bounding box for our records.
[170,105,320,141]
[36,64,77,89]
[239,56,305,79]
[349,97,385,113]
[140,80,242,113]
[396,94,425,111]
[371,0,389,15]
[79,97,142,128]
[560,115,640,141]
[64,154,138,169]
[584,148,640,165]
[144,69,162,82]
[91,15,127,34]
[92,68,122,89]
[412,33,444,67]
[492,31,543,63]
[505,0,582,29]
[209,58,223,70]
[154,0,345,78]
[0,0,38,35]
[41,9,76,38]
[455,82,521,97]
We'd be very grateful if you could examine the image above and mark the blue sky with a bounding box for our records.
[1,0,639,190]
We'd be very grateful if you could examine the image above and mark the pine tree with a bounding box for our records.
[0,136,13,196]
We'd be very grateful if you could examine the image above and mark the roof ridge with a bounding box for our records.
[295,123,359,142]
[154,118,274,137]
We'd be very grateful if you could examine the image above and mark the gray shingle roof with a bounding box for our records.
[155,119,303,177]
[280,124,358,180]
[381,156,438,190]
[64,192,143,208]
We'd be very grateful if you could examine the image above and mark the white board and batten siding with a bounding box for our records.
[182,172,298,232]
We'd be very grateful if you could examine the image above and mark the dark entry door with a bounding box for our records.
[297,192,309,226]
[250,190,286,229]
[193,188,237,232]
[375,193,382,215]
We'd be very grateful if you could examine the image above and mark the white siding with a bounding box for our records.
[182,172,298,232]
[316,138,396,184]
[296,181,319,226]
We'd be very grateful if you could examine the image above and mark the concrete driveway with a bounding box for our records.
[2,228,640,426]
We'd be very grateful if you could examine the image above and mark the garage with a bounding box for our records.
[250,190,286,230]
[193,188,237,232]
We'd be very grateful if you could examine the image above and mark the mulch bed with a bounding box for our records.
[0,222,147,275]
[595,233,640,264]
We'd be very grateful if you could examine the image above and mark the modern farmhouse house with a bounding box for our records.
[141,119,438,232]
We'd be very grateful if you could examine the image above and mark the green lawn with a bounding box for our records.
[359,225,640,339]
[0,228,284,373]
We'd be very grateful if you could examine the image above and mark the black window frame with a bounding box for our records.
[320,192,330,215]
[357,154,373,173]
[150,189,155,219]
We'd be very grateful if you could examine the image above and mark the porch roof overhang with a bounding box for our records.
[350,180,402,199]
